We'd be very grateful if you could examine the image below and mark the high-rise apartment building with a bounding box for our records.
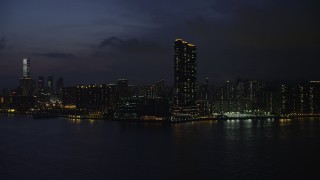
[174,39,197,109]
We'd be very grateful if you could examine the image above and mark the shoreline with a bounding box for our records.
[2,112,320,123]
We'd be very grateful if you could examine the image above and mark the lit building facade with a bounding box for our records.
[76,85,107,111]
[309,81,320,114]
[23,58,30,78]
[20,58,33,96]
[174,39,197,110]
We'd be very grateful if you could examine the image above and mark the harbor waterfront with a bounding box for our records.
[1,114,320,179]
[0,110,284,122]
[0,109,317,123]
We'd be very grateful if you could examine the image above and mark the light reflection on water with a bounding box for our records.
[278,118,292,126]
[67,118,105,125]
[67,118,81,125]
[1,115,320,179]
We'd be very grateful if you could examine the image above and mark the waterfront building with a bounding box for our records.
[173,39,197,113]
[76,85,107,111]
[263,87,278,114]
[213,79,268,113]
[280,84,294,114]
[197,78,213,116]
[309,81,320,114]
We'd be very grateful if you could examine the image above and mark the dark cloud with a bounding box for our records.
[98,36,164,54]
[32,52,76,59]
[99,37,124,48]
[0,36,6,50]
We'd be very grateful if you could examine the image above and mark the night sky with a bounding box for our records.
[0,0,319,88]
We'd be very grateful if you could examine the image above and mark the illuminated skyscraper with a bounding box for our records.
[23,58,30,78]
[20,58,33,96]
[174,39,197,109]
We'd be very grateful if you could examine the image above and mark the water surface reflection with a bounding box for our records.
[0,116,319,179]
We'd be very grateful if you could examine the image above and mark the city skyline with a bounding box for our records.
[3,54,320,92]
[1,1,320,179]
[2,53,320,118]
[1,0,320,88]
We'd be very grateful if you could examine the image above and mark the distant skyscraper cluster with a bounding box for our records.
[210,79,320,116]
[4,58,65,109]
[213,80,267,113]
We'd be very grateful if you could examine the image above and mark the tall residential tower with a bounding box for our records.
[174,39,197,110]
